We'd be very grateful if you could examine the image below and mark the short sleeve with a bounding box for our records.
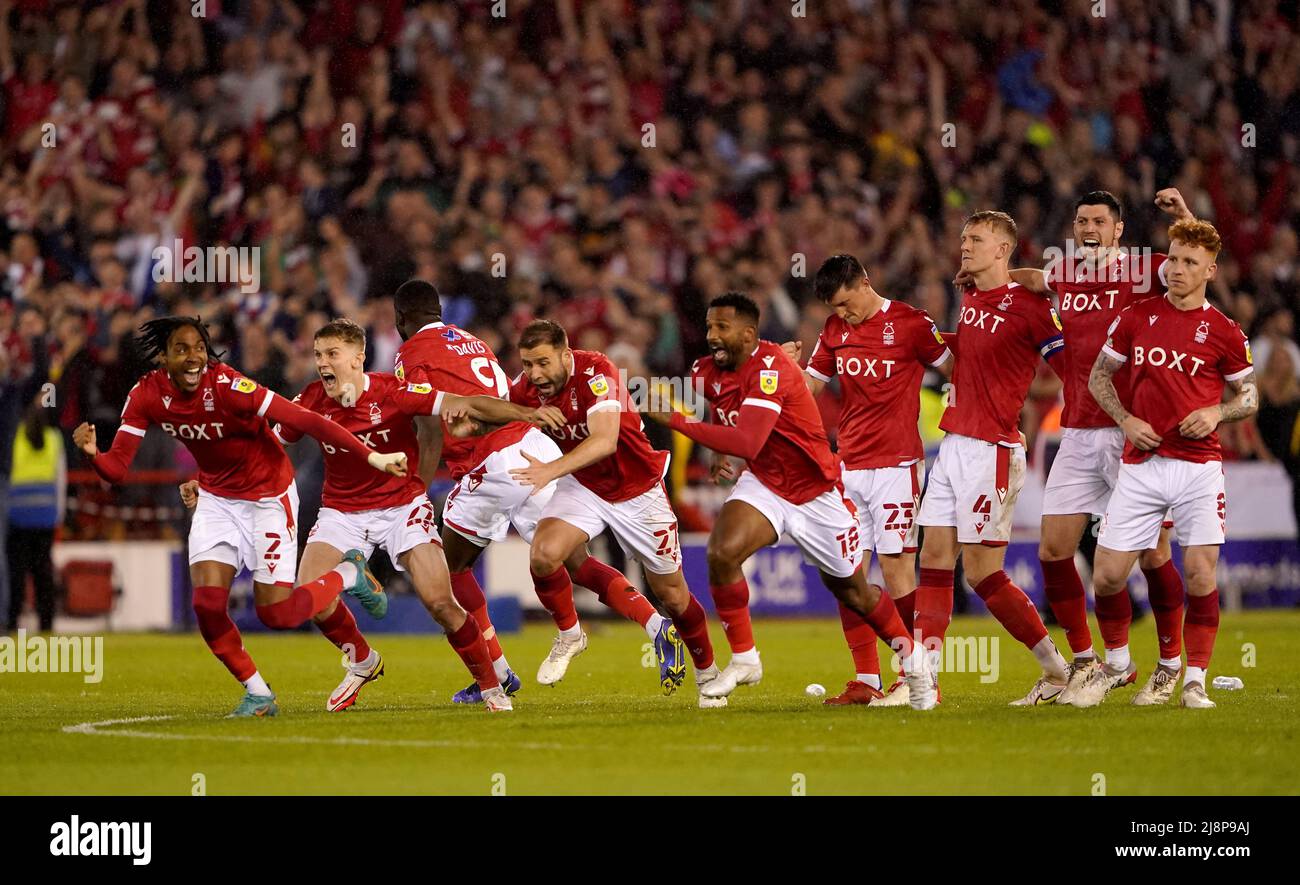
[117,382,151,437]
[1220,322,1254,382]
[582,356,623,417]
[1027,297,1065,362]
[1102,309,1135,363]
[913,312,951,367]
[222,375,274,418]
[394,380,440,417]
[742,349,790,415]
[806,327,836,382]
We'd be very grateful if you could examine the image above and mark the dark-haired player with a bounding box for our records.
[73,317,407,717]
[183,319,553,712]
[984,188,1196,705]
[797,255,952,706]
[1076,219,1256,709]
[505,320,704,701]
[393,280,682,698]
[647,293,935,710]
[915,211,1071,705]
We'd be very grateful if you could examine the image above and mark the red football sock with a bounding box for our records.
[1040,557,1094,655]
[531,566,579,631]
[451,569,503,662]
[914,567,954,647]
[256,570,348,629]
[860,589,914,660]
[1093,590,1133,651]
[571,557,657,627]
[672,595,715,670]
[710,578,755,654]
[1144,560,1185,660]
[1183,590,1219,670]
[837,600,881,678]
[192,585,257,682]
[893,589,916,635]
[315,602,371,663]
[973,570,1048,650]
[447,616,501,692]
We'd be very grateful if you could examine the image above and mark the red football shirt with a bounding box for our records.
[1102,295,1253,464]
[508,349,667,502]
[693,340,839,504]
[1046,251,1167,428]
[117,361,295,500]
[277,373,433,512]
[941,283,1065,445]
[806,299,951,469]
[394,322,529,480]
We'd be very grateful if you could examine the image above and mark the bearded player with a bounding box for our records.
[647,293,935,710]
[914,211,1073,705]
[505,320,707,702]
[983,188,1196,704]
[73,317,407,717]
[1074,219,1256,709]
[796,255,953,706]
[393,280,682,696]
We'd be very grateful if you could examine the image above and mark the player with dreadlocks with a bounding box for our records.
[73,317,410,717]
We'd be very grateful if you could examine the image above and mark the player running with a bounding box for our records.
[977,189,1196,704]
[647,293,935,710]
[273,319,555,711]
[1074,219,1256,709]
[73,316,407,717]
[393,280,681,698]
[796,255,952,706]
[914,211,1072,705]
[504,319,713,703]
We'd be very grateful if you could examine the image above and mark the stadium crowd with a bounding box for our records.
[0,0,1297,559]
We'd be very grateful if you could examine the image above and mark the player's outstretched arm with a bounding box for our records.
[76,421,145,485]
[1155,187,1194,221]
[264,392,407,476]
[1179,370,1258,439]
[438,393,565,434]
[1088,352,1162,450]
[509,407,619,495]
[664,403,780,461]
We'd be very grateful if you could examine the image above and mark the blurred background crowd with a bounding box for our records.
[1,0,1298,583]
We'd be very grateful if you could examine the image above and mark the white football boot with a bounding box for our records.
[482,686,514,712]
[1067,660,1137,708]
[903,653,937,711]
[1132,664,1182,706]
[695,664,728,708]
[1055,656,1101,706]
[699,652,763,699]
[1179,681,1216,709]
[536,630,588,686]
[1009,674,1067,706]
[872,679,911,707]
[327,649,385,712]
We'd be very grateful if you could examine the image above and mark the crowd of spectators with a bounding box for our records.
[0,0,1297,545]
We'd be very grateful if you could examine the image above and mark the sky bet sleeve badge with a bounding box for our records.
[760,369,779,394]
[232,377,258,393]
[588,374,609,396]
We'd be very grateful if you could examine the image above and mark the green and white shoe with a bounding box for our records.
[342,549,387,619]
[228,691,278,718]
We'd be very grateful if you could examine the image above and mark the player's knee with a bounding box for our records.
[706,538,744,581]
[1182,562,1215,595]
[1138,546,1171,570]
[1038,538,1074,562]
[528,545,564,578]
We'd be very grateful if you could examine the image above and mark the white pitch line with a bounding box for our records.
[61,715,904,755]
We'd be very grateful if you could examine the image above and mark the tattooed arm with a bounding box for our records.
[1178,370,1259,439]
[1089,351,1163,450]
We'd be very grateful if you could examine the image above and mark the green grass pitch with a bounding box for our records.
[3,611,1296,795]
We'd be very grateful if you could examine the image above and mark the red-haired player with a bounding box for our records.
[1075,219,1256,709]
[73,316,407,717]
